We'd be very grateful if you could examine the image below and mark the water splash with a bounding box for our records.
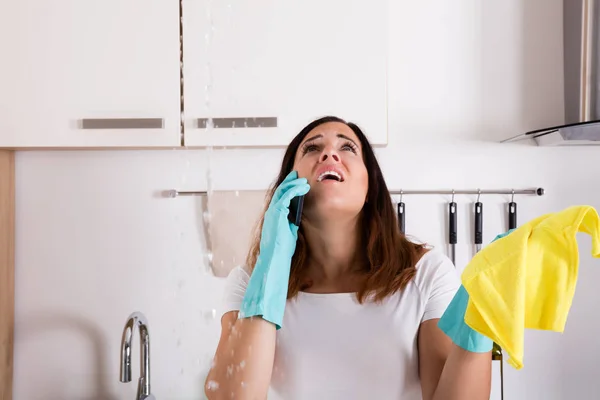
[205,251,213,271]
[202,0,216,276]
[206,380,220,391]
[202,308,217,322]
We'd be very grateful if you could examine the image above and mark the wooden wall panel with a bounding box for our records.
[0,150,15,400]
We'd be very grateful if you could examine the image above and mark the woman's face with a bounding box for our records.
[292,122,369,219]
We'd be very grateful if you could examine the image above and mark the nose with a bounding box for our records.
[319,145,340,163]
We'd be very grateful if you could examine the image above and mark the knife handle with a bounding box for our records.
[475,201,483,245]
[397,202,406,234]
[449,202,457,245]
[508,201,517,230]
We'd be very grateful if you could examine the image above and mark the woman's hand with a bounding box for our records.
[205,171,310,400]
[240,170,310,329]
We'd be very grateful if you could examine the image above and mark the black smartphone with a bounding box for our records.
[288,195,304,226]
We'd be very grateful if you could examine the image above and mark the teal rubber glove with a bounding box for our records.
[239,170,310,329]
[438,285,493,352]
[438,228,516,352]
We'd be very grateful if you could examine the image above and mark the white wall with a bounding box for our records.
[13,1,600,399]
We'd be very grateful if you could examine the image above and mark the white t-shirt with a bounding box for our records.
[221,249,461,400]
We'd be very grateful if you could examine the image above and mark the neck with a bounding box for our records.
[301,214,364,281]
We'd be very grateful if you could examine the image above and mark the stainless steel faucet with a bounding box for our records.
[120,311,156,400]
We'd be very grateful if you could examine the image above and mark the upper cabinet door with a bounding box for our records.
[182,0,388,148]
[0,0,181,148]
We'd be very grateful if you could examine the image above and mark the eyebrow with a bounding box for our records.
[302,133,359,148]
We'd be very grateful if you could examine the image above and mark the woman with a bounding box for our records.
[205,116,492,399]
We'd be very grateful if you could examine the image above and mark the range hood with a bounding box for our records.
[503,0,600,146]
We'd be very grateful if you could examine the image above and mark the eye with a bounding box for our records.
[301,143,319,155]
[341,141,358,154]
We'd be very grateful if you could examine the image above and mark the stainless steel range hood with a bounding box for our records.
[503,0,600,146]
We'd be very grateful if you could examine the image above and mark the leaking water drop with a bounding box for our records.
[202,308,217,321]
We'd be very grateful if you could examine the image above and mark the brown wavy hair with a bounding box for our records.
[245,116,426,303]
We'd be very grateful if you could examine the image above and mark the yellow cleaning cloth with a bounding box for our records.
[461,205,600,369]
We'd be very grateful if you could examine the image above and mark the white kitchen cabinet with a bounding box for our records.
[0,0,181,148]
[182,0,389,147]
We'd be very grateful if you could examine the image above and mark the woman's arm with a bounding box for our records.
[205,311,276,400]
[418,319,492,400]
[205,172,310,399]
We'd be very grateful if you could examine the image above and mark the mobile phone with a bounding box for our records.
[288,195,304,226]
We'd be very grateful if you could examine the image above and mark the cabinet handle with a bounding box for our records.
[80,118,164,129]
[579,0,595,121]
[197,117,277,129]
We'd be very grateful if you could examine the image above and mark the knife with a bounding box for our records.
[397,201,406,234]
[508,198,517,230]
[449,199,457,265]
[474,198,483,253]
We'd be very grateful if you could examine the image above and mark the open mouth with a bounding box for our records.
[317,170,344,182]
